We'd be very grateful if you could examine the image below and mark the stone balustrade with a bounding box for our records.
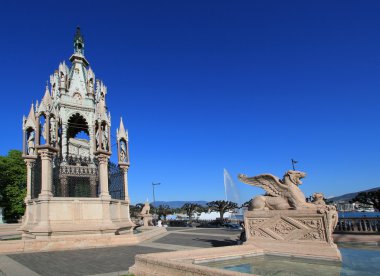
[335,217,380,233]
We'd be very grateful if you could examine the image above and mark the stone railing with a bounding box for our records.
[335,217,380,233]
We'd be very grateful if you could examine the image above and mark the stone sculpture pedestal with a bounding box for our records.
[244,209,341,261]
[141,214,153,228]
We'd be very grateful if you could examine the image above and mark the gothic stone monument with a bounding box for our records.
[238,170,341,261]
[20,28,134,239]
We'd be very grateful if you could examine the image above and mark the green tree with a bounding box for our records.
[129,204,142,218]
[157,204,172,220]
[0,150,26,222]
[207,200,238,221]
[351,190,380,211]
[241,200,251,208]
[181,203,202,221]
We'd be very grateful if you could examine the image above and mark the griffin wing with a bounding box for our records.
[238,173,288,197]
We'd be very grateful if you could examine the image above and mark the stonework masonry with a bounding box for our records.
[19,27,134,240]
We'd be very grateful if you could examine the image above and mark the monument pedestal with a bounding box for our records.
[141,214,153,228]
[19,197,134,239]
[244,209,341,261]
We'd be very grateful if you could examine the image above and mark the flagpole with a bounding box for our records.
[291,159,298,170]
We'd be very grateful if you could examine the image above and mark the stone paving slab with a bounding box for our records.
[7,245,171,276]
[153,233,238,248]
[165,227,192,232]
[1,227,239,276]
[182,228,241,235]
[0,255,40,276]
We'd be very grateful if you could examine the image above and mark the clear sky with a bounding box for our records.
[1,1,379,204]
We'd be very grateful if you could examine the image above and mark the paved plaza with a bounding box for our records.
[0,227,240,276]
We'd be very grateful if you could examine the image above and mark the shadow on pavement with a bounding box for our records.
[193,238,237,247]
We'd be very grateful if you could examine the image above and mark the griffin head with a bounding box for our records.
[286,170,306,186]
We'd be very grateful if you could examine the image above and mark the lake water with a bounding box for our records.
[201,243,380,275]
[232,212,380,221]
[338,212,380,218]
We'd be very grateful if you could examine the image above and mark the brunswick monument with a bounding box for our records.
[19,27,134,239]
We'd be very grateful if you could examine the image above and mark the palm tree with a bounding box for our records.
[207,200,238,221]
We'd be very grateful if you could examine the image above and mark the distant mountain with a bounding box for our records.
[329,187,380,203]
[151,201,208,208]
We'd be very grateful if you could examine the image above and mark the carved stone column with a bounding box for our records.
[96,152,111,199]
[36,116,40,146]
[97,121,102,151]
[61,123,68,160]
[23,130,26,155]
[108,125,111,152]
[23,156,37,200]
[89,125,94,158]
[119,164,130,203]
[39,148,54,198]
[33,146,57,238]
[90,176,97,197]
[45,113,50,146]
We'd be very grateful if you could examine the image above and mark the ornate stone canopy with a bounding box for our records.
[20,28,133,239]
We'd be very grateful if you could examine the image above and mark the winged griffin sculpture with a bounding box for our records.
[238,170,319,210]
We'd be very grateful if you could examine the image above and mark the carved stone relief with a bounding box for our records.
[271,219,298,237]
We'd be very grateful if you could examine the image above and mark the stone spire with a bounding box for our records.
[117,117,128,142]
[74,26,84,55]
[38,84,53,113]
[24,104,37,130]
[117,117,129,165]
[70,26,89,66]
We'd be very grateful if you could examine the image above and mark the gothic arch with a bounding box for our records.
[67,112,89,139]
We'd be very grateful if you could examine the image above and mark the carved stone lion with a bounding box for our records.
[140,202,150,216]
[239,170,318,210]
[311,192,325,205]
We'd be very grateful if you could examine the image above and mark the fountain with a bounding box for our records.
[224,169,243,218]
[130,170,343,276]
[224,168,241,205]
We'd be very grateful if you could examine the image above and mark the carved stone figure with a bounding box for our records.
[95,127,100,150]
[238,170,318,210]
[240,169,341,260]
[41,119,48,142]
[102,125,108,150]
[50,117,56,146]
[140,202,153,227]
[311,192,325,205]
[140,202,150,215]
[119,141,127,163]
[88,79,94,93]
[27,131,35,155]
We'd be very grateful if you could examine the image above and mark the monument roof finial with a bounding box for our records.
[73,26,85,55]
[119,117,126,134]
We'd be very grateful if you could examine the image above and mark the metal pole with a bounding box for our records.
[291,159,298,170]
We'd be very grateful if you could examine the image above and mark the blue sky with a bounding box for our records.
[1,1,379,204]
